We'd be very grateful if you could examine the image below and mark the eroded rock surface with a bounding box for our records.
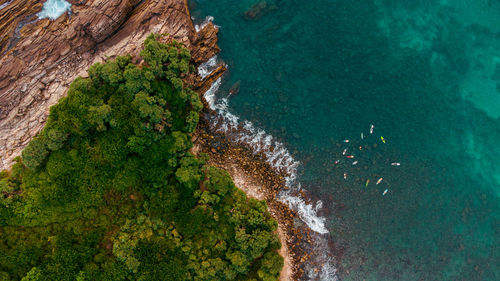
[0,0,220,170]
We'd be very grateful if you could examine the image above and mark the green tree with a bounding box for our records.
[87,104,112,132]
[21,267,41,281]
[0,34,283,281]
[21,137,49,170]
[257,252,284,281]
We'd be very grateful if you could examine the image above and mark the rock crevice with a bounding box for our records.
[0,0,219,170]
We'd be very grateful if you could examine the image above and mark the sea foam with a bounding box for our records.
[196,11,339,276]
[197,55,218,79]
[195,15,215,32]
[200,52,338,280]
[37,0,71,20]
[203,73,328,234]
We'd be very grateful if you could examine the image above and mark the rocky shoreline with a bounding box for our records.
[0,0,312,279]
[193,104,323,280]
[0,0,218,170]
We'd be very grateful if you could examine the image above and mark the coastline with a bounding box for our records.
[0,0,314,278]
[0,0,214,170]
[192,64,339,279]
[194,148,293,280]
[192,111,316,280]
[188,14,303,281]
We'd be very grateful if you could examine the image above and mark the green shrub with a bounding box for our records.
[1,34,283,281]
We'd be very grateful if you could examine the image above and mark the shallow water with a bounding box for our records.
[191,0,500,280]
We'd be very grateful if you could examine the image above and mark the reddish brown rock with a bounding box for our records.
[0,0,44,54]
[0,0,220,170]
[190,22,220,64]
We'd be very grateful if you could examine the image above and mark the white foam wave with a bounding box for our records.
[197,55,218,79]
[306,234,339,281]
[319,261,339,281]
[37,0,71,20]
[203,77,220,110]
[281,193,328,234]
[195,15,214,32]
[199,51,337,281]
[202,77,327,234]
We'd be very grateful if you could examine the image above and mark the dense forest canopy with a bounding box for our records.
[0,34,283,281]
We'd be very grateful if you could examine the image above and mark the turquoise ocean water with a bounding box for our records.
[191,0,500,280]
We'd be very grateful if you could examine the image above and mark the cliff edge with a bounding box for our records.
[0,0,219,170]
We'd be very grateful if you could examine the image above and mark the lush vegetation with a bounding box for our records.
[0,34,283,281]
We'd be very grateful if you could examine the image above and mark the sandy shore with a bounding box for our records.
[220,163,293,281]
[191,140,294,280]
[192,113,318,281]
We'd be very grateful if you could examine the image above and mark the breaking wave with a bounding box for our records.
[204,72,328,234]
[195,15,216,32]
[37,0,72,20]
[201,55,338,280]
[197,55,218,79]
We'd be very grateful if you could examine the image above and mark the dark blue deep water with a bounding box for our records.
[191,0,500,280]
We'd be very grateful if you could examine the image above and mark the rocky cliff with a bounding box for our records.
[0,0,220,170]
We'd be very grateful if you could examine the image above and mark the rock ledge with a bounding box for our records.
[0,0,218,170]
